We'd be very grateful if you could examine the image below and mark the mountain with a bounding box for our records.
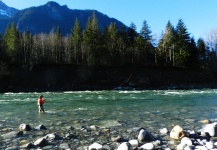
[0,0,18,19]
[0,1,126,35]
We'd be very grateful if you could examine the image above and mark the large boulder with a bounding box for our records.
[138,128,147,142]
[129,139,139,149]
[138,128,155,143]
[199,122,217,137]
[19,124,31,131]
[170,125,183,140]
[34,137,47,147]
[35,124,47,130]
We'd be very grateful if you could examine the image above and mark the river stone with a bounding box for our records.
[35,124,47,130]
[44,133,61,140]
[34,137,47,147]
[89,142,103,150]
[20,142,34,149]
[77,146,89,150]
[21,140,31,145]
[176,143,186,150]
[184,146,195,150]
[19,124,31,131]
[42,145,54,149]
[129,139,139,148]
[102,144,112,150]
[64,133,77,139]
[199,122,217,137]
[117,142,132,150]
[206,141,214,149]
[140,143,155,150]
[59,143,70,149]
[1,131,23,139]
[181,137,192,146]
[65,125,74,130]
[5,146,19,150]
[199,120,211,124]
[111,135,123,142]
[153,140,161,147]
[138,128,147,142]
[170,125,183,140]
[160,128,168,134]
[188,130,199,139]
[89,125,99,130]
[195,145,208,150]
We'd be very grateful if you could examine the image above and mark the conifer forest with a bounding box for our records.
[0,13,217,80]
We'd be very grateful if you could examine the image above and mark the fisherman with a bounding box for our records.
[37,95,46,113]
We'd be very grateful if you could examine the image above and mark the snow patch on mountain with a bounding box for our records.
[0,0,18,17]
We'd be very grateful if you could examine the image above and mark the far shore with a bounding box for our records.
[1,65,217,93]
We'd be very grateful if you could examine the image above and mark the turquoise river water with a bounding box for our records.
[0,90,217,134]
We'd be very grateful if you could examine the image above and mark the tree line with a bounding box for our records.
[0,12,217,73]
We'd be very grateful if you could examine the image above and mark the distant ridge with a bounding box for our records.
[0,0,18,18]
[0,1,126,35]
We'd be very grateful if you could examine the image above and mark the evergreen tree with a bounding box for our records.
[3,23,20,63]
[71,18,82,64]
[0,34,4,62]
[188,37,198,67]
[83,11,100,65]
[175,19,191,67]
[127,22,138,64]
[197,38,209,67]
[107,22,119,64]
[136,20,154,65]
[140,20,152,41]
[117,25,127,65]
[197,38,207,60]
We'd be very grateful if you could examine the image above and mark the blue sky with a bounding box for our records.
[3,0,217,40]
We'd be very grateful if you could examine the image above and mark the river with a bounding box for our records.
[0,89,216,132]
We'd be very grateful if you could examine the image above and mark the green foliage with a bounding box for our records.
[71,18,82,64]
[140,20,152,41]
[197,38,207,60]
[0,17,216,71]
[3,23,20,63]
[83,12,101,66]
[158,20,200,68]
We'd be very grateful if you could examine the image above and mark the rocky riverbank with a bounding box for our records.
[1,119,217,150]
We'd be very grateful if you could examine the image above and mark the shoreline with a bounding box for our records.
[1,119,217,149]
[1,83,217,93]
[1,64,217,93]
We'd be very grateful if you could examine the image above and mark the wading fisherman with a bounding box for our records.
[37,95,46,113]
